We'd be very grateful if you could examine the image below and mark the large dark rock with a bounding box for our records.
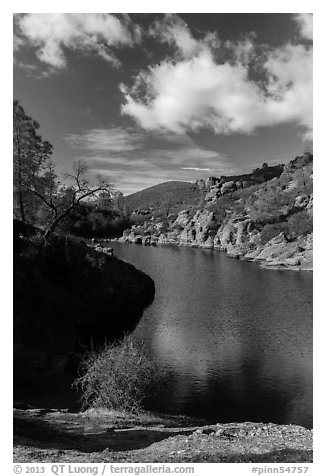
[13,220,155,405]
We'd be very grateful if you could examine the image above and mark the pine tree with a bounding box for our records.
[13,100,53,222]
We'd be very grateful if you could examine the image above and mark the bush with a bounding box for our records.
[287,210,313,238]
[73,336,157,413]
[132,226,145,236]
[260,222,289,245]
[206,195,233,225]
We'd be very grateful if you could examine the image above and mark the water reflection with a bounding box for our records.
[110,243,313,428]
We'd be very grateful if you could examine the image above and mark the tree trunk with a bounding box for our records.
[18,186,25,223]
[43,206,74,240]
[17,149,25,223]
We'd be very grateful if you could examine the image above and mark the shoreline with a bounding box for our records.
[14,407,313,463]
[101,237,313,272]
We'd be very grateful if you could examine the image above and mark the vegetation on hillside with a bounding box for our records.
[13,100,118,238]
[125,181,201,225]
[122,152,312,250]
[206,154,313,241]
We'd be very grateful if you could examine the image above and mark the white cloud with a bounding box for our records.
[64,126,233,194]
[263,44,312,132]
[225,36,256,65]
[14,13,141,69]
[149,14,219,59]
[65,127,145,152]
[294,13,313,41]
[121,16,312,140]
[182,167,212,171]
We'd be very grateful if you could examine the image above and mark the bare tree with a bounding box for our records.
[23,160,112,239]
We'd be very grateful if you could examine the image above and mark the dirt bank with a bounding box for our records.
[14,407,312,463]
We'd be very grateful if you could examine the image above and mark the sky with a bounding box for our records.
[13,12,313,195]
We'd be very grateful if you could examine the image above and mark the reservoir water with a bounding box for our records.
[109,242,313,428]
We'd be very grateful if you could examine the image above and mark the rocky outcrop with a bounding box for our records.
[119,155,313,271]
[221,180,236,195]
[119,203,313,271]
[244,232,313,270]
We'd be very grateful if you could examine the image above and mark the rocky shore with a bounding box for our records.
[14,407,313,463]
[117,155,313,272]
[117,207,313,271]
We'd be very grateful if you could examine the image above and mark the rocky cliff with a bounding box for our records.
[14,220,155,406]
[119,154,313,271]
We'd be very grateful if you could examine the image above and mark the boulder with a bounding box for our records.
[294,195,310,209]
[196,179,206,190]
[220,181,236,195]
[205,176,219,188]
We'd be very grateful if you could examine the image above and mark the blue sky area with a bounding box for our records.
[13,13,312,195]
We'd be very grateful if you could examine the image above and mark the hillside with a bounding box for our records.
[14,221,155,408]
[125,181,201,215]
[119,153,313,271]
[125,164,285,223]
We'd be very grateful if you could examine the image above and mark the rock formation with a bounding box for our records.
[119,154,313,271]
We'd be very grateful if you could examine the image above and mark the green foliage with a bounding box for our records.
[13,101,115,238]
[287,211,313,238]
[73,336,157,413]
[131,214,151,226]
[206,220,220,234]
[167,213,178,222]
[292,166,313,195]
[158,222,170,234]
[125,181,201,217]
[232,183,262,201]
[13,100,53,223]
[132,226,145,236]
[260,210,313,245]
[260,222,289,245]
[174,223,184,232]
[248,180,296,223]
[206,195,233,225]
[49,198,130,238]
[232,199,247,215]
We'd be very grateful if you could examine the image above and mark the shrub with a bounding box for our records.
[73,336,157,413]
[206,220,220,234]
[249,182,297,223]
[260,222,289,245]
[287,210,313,238]
[131,214,150,226]
[206,195,233,225]
[174,223,184,232]
[132,226,145,236]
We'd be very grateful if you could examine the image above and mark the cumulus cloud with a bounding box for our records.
[225,36,256,65]
[121,15,312,140]
[294,13,313,41]
[14,13,141,69]
[149,14,219,59]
